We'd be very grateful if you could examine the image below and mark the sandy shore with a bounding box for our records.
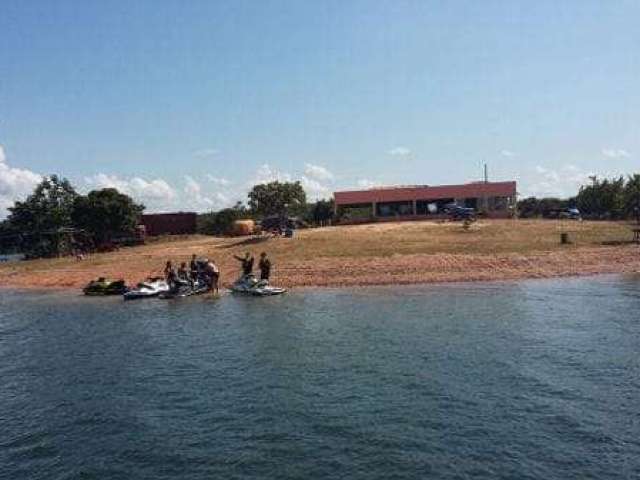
[273,246,640,287]
[1,220,638,291]
[1,247,638,291]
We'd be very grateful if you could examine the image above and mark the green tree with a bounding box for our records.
[8,175,78,232]
[7,175,78,256]
[517,197,572,218]
[307,199,335,225]
[576,176,625,219]
[72,188,145,244]
[248,181,307,217]
[197,202,250,235]
[623,174,640,222]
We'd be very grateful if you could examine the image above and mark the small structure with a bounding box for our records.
[334,181,517,224]
[232,220,256,236]
[140,212,197,236]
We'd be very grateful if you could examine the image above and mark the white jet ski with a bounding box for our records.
[230,274,286,296]
[123,277,170,300]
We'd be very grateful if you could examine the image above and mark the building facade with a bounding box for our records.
[334,181,517,223]
[140,212,198,236]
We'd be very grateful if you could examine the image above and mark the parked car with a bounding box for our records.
[259,216,307,232]
[546,207,582,220]
[559,208,582,220]
[443,203,477,221]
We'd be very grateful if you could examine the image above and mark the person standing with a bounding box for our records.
[234,252,254,277]
[177,262,190,282]
[205,259,220,294]
[164,260,175,281]
[258,252,271,281]
[189,254,199,281]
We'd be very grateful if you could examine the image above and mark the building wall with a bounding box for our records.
[335,181,517,223]
[140,212,198,236]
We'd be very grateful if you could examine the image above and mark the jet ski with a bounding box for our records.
[123,277,170,300]
[83,277,128,296]
[230,274,286,296]
[159,277,211,299]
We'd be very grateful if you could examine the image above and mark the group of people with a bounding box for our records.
[233,252,271,281]
[164,254,220,294]
[162,251,273,294]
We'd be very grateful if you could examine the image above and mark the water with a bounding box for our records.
[1,276,639,479]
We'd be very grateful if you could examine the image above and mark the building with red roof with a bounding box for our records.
[334,181,516,223]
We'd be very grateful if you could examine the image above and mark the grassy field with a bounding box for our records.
[0,219,638,289]
[261,219,634,258]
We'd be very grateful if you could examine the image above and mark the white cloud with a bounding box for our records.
[183,175,202,196]
[85,173,237,212]
[0,145,42,217]
[84,173,178,212]
[356,178,383,189]
[183,175,216,209]
[300,176,331,200]
[85,173,176,202]
[388,146,411,156]
[250,163,292,186]
[193,148,219,158]
[206,175,231,186]
[304,163,334,181]
[246,163,333,200]
[602,148,630,159]
[500,149,516,157]
[523,164,592,198]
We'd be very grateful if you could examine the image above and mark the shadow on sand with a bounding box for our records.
[218,236,272,249]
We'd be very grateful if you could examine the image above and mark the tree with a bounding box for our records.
[197,202,250,235]
[576,176,625,219]
[623,174,640,222]
[307,199,335,225]
[517,197,572,218]
[248,181,307,217]
[6,175,79,256]
[8,175,78,233]
[72,188,144,244]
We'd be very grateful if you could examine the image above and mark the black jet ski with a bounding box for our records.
[159,278,210,299]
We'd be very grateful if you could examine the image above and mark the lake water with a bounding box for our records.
[1,276,639,479]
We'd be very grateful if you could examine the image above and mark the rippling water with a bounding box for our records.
[1,276,639,479]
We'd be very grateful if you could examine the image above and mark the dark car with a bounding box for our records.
[443,203,477,221]
[547,207,582,220]
[559,208,582,220]
[259,216,307,232]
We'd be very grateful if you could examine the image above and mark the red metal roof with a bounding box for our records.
[334,181,516,205]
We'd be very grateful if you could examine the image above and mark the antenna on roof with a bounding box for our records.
[483,163,488,183]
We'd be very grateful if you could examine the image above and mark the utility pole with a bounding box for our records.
[482,163,488,213]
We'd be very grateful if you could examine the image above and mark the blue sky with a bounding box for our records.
[1,0,638,215]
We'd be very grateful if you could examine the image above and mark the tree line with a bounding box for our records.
[9,171,635,258]
[197,181,335,235]
[0,176,335,256]
[517,174,640,220]
[0,176,143,258]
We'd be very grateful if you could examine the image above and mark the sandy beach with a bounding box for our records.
[1,219,638,290]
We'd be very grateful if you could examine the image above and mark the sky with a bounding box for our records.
[1,0,638,216]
